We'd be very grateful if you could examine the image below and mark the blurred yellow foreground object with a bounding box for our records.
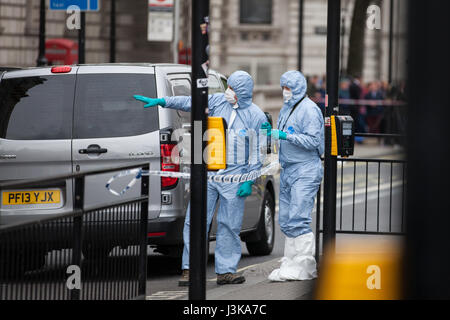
[206,117,227,171]
[315,238,403,300]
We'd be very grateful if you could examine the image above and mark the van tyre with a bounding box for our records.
[245,190,275,256]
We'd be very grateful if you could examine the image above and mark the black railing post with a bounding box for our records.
[139,165,149,297]
[323,0,341,252]
[315,185,321,265]
[190,0,209,300]
[71,176,84,300]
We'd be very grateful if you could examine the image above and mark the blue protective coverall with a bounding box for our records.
[164,71,267,274]
[277,71,324,238]
[267,71,324,281]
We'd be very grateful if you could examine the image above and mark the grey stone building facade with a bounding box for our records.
[0,0,407,110]
[0,0,184,66]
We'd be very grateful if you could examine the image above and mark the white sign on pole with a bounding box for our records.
[148,0,174,42]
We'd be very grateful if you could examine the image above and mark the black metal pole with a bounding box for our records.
[36,0,48,66]
[110,0,116,63]
[323,0,341,253]
[138,164,149,297]
[78,12,86,64]
[340,8,345,77]
[388,0,394,84]
[298,0,304,70]
[71,177,84,300]
[405,0,450,299]
[189,0,209,300]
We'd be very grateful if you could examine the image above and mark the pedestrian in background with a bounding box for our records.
[339,78,352,115]
[365,81,384,135]
[350,76,367,144]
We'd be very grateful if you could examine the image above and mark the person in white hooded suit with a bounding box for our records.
[261,70,324,281]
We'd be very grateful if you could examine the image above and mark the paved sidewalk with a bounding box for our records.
[191,234,403,301]
[179,258,315,300]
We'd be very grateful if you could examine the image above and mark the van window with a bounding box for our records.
[221,77,228,91]
[73,74,159,139]
[0,75,75,140]
[170,78,191,96]
[208,75,224,94]
[170,75,225,96]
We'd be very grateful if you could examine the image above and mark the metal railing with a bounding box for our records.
[315,133,407,262]
[0,163,149,300]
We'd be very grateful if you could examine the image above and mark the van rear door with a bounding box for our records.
[72,66,161,219]
[0,68,77,224]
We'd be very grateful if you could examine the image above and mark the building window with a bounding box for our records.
[240,0,272,24]
[256,65,271,85]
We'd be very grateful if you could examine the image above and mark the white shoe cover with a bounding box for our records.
[268,232,317,281]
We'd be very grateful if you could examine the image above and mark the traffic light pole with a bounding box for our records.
[388,0,394,84]
[110,0,116,63]
[298,0,304,70]
[323,0,341,252]
[189,0,209,300]
[36,0,48,66]
[78,12,86,64]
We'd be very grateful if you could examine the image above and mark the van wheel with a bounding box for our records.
[246,190,275,256]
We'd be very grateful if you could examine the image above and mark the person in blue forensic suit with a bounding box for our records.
[134,70,267,286]
[261,70,324,281]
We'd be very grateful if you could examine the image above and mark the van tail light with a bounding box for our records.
[51,66,72,73]
[161,143,180,190]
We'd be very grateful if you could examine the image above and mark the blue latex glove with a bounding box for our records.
[237,181,254,197]
[134,95,166,108]
[261,122,272,136]
[271,129,287,140]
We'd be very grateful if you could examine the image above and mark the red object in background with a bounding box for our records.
[45,39,78,66]
[178,48,191,65]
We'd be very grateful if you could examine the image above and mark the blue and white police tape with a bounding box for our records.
[105,161,280,196]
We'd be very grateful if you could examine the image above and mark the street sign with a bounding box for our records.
[50,0,100,11]
[149,0,173,9]
[148,0,174,42]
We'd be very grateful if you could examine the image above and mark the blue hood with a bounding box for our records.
[227,70,254,109]
[280,71,307,108]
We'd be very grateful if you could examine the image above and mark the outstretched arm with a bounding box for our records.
[134,95,192,112]
[164,96,193,112]
[134,94,224,113]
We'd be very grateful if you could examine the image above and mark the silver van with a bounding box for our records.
[0,64,276,260]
